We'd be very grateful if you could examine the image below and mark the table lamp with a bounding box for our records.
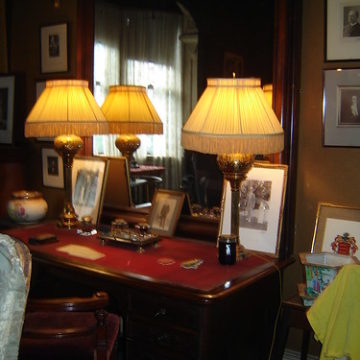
[101,85,163,168]
[181,78,284,259]
[25,79,109,229]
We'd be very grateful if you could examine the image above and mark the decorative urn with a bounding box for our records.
[7,190,48,224]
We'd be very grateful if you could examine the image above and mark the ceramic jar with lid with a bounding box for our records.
[7,190,48,224]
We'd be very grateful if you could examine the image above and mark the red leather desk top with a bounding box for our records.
[5,222,277,293]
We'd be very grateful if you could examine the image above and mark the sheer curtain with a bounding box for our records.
[93,2,183,189]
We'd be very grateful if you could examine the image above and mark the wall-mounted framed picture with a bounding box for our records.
[219,162,288,257]
[0,75,15,144]
[72,156,109,226]
[311,202,360,259]
[41,147,64,189]
[40,22,68,73]
[326,0,360,61]
[323,68,360,147]
[148,189,185,237]
[36,81,46,99]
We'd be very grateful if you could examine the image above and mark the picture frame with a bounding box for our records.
[102,157,133,208]
[40,23,68,73]
[311,202,360,259]
[41,147,64,189]
[148,189,185,237]
[326,0,360,61]
[0,75,15,144]
[72,156,109,226]
[323,68,360,147]
[219,162,288,257]
[36,81,46,99]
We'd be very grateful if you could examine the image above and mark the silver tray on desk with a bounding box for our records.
[98,230,160,252]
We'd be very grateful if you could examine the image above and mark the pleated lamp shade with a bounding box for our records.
[101,85,163,134]
[25,80,108,137]
[181,78,283,155]
[263,83,273,107]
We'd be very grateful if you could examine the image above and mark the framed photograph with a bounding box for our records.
[41,147,64,188]
[223,51,244,78]
[103,157,132,208]
[72,156,109,226]
[323,68,360,147]
[36,81,45,99]
[219,162,288,257]
[0,75,15,144]
[326,0,360,61]
[40,23,68,73]
[148,189,185,237]
[311,202,360,259]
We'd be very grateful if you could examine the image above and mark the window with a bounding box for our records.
[93,4,184,188]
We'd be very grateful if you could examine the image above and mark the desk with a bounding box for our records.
[130,165,165,177]
[6,223,287,360]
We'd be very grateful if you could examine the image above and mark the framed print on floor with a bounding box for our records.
[219,162,288,257]
[72,156,109,226]
[323,68,360,147]
[41,147,64,188]
[0,75,15,144]
[326,0,360,61]
[148,189,185,237]
[40,23,68,73]
[311,202,360,259]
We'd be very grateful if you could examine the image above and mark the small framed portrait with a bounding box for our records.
[223,51,244,78]
[40,23,68,73]
[326,0,360,61]
[72,156,109,226]
[0,75,15,144]
[323,68,360,147]
[312,202,360,259]
[41,147,64,189]
[219,162,288,257]
[148,189,185,237]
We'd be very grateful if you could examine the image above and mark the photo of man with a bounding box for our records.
[343,7,360,37]
[339,87,360,125]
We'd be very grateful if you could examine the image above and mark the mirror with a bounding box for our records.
[77,0,300,258]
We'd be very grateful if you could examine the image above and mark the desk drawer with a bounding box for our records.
[127,319,198,359]
[129,292,200,330]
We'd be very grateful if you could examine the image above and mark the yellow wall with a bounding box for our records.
[284,0,360,353]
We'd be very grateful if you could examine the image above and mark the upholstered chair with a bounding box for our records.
[0,234,32,359]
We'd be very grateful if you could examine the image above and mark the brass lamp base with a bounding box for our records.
[115,134,141,168]
[54,134,83,229]
[217,153,254,260]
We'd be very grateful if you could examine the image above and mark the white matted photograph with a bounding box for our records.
[72,156,109,226]
[41,147,64,188]
[148,189,185,237]
[40,23,68,73]
[326,0,360,61]
[0,75,15,144]
[219,162,288,257]
[312,202,360,259]
[323,68,360,147]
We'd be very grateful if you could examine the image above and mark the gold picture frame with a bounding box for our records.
[72,156,109,226]
[148,189,185,237]
[219,162,288,257]
[311,202,360,259]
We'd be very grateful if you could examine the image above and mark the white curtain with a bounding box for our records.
[93,2,183,189]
